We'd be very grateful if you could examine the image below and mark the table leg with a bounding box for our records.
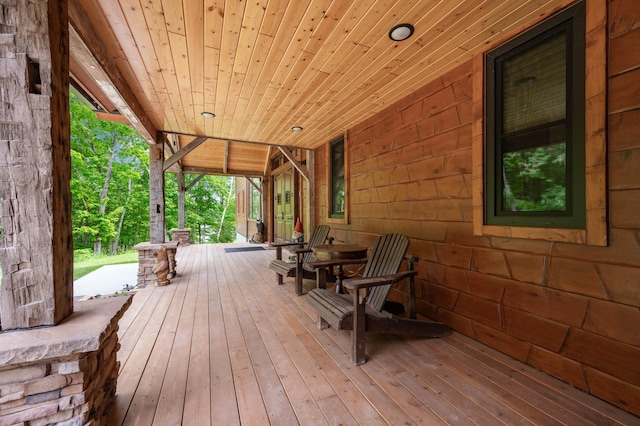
[334,265,344,294]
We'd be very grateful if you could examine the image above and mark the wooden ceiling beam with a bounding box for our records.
[163,132,275,148]
[278,147,310,181]
[94,111,129,125]
[264,146,273,176]
[68,2,158,145]
[185,174,206,191]
[223,141,229,174]
[175,166,264,178]
[163,136,208,171]
[245,176,262,193]
[162,134,180,173]
[165,134,177,156]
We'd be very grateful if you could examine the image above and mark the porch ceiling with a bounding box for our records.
[69,0,572,177]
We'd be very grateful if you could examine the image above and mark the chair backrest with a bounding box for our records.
[302,225,331,264]
[363,233,410,312]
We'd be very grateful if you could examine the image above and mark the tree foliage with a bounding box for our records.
[164,174,236,243]
[70,93,236,253]
[502,142,566,212]
[70,94,150,253]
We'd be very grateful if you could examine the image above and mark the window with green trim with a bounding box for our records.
[329,136,345,218]
[249,178,261,219]
[485,1,585,229]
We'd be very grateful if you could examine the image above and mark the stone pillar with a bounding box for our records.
[133,242,178,287]
[132,243,157,288]
[0,297,131,425]
[149,143,165,244]
[0,0,73,330]
[170,228,191,245]
[164,241,178,278]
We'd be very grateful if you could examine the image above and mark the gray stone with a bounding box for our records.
[0,297,131,367]
[25,389,61,404]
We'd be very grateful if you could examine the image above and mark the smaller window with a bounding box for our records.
[329,136,345,218]
[249,179,261,219]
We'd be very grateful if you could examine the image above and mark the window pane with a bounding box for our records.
[250,179,261,219]
[500,31,568,214]
[502,33,566,134]
[330,138,345,216]
[502,142,566,212]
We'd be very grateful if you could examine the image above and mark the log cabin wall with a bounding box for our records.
[315,0,640,416]
[235,177,249,239]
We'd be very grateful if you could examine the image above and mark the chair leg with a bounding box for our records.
[352,288,367,365]
[276,246,284,285]
[295,252,303,295]
[316,267,327,289]
[317,315,328,329]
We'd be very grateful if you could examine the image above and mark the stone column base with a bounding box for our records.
[132,241,179,288]
[170,228,191,245]
[0,297,131,425]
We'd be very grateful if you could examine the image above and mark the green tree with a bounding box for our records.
[165,174,236,243]
[502,142,566,212]
[71,93,236,252]
[70,93,149,254]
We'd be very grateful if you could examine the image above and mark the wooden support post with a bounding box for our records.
[149,143,165,244]
[178,171,186,228]
[0,0,73,330]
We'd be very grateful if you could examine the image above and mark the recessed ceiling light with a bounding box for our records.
[201,111,215,118]
[291,126,303,131]
[389,23,414,42]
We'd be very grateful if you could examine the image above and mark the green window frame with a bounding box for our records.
[485,1,585,229]
[249,178,261,220]
[329,136,345,219]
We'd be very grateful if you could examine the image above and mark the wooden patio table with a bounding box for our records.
[312,244,368,293]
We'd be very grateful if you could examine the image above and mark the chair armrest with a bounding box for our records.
[290,247,313,255]
[269,241,307,248]
[343,270,418,290]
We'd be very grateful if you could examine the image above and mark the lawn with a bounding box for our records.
[0,251,138,281]
[73,251,138,280]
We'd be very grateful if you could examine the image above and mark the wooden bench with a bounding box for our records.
[268,225,333,296]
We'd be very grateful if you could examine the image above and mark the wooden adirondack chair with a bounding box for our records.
[306,233,451,365]
[268,224,335,296]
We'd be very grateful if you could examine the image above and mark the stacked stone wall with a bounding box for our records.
[0,320,120,425]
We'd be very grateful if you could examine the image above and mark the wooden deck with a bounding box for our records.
[107,243,639,425]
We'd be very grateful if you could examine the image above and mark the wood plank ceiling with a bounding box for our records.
[70,0,573,177]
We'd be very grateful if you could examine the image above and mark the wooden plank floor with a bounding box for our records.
[107,243,639,425]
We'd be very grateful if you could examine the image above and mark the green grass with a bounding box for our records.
[0,251,138,281]
[73,251,138,280]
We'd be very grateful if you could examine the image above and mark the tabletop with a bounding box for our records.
[313,244,368,261]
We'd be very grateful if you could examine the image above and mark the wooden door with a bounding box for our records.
[274,169,294,242]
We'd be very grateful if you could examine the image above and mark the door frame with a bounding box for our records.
[272,164,299,243]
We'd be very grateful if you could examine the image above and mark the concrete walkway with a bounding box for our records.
[73,263,138,298]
